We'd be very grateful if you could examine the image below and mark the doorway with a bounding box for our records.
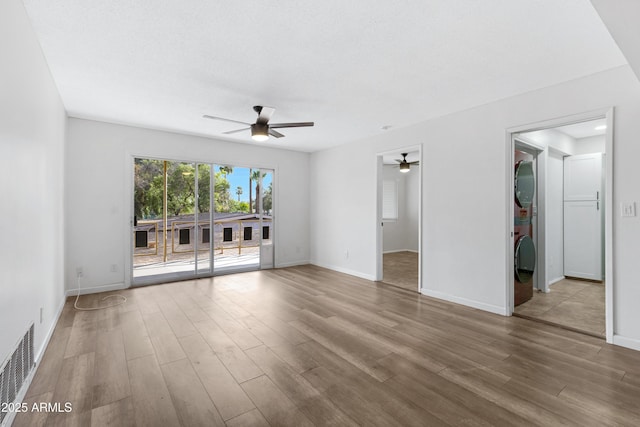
[131,157,274,285]
[376,147,422,292]
[508,112,612,340]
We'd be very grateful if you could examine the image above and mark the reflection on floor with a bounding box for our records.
[514,278,605,337]
[383,251,418,292]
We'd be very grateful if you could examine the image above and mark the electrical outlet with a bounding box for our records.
[621,202,636,217]
[345,250,349,259]
[110,264,117,273]
[76,267,83,277]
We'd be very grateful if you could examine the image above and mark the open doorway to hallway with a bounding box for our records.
[377,149,421,292]
[511,117,609,338]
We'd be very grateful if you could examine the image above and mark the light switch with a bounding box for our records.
[621,202,636,217]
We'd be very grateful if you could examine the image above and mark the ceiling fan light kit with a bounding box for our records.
[204,105,314,142]
[395,152,419,173]
[251,123,269,141]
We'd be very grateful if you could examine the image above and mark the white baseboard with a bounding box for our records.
[420,288,509,316]
[275,260,310,268]
[310,262,376,281]
[35,297,66,362]
[613,334,640,352]
[65,282,127,297]
[549,276,565,286]
[3,295,66,427]
[383,249,418,254]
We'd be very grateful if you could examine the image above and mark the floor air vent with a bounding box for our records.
[0,324,34,425]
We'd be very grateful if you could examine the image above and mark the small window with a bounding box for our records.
[223,227,233,242]
[202,227,210,244]
[244,226,253,241]
[179,228,190,245]
[382,179,398,221]
[262,226,270,240]
[135,230,148,248]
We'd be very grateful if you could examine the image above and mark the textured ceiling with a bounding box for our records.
[22,0,626,152]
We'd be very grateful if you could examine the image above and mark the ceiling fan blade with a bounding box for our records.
[269,122,314,129]
[409,161,420,165]
[203,115,251,126]
[256,106,275,125]
[395,159,403,163]
[268,128,285,138]
[222,127,250,135]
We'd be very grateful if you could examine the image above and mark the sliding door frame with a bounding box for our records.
[124,153,277,287]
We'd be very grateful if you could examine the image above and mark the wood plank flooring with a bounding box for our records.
[383,251,419,292]
[514,278,605,337]
[13,265,640,426]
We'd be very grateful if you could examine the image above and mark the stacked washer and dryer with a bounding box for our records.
[514,150,536,306]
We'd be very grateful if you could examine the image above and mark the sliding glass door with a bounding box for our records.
[212,166,274,274]
[133,159,204,283]
[132,158,273,284]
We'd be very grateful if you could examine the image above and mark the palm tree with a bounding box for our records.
[250,170,266,213]
[236,186,243,201]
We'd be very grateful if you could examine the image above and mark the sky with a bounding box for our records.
[216,165,272,203]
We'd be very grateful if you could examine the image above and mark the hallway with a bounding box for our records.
[514,278,605,337]
[382,251,419,292]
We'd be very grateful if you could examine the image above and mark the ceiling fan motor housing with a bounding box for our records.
[204,105,313,141]
[251,123,269,141]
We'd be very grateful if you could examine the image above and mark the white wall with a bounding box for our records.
[522,128,575,154]
[382,165,419,253]
[382,166,405,252]
[574,135,605,155]
[310,65,640,349]
[518,128,573,288]
[523,129,605,156]
[591,0,640,82]
[0,0,66,363]
[65,118,310,293]
[547,150,565,284]
[405,165,420,251]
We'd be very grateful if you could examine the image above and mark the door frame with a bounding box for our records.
[375,144,423,292]
[505,107,614,343]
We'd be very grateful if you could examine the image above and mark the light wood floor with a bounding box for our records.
[14,265,640,426]
[514,278,605,337]
[383,251,418,292]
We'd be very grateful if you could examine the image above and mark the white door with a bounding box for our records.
[564,153,603,201]
[564,200,602,280]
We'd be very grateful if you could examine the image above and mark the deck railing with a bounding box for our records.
[133,218,272,263]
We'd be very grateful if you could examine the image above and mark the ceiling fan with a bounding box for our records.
[203,106,314,141]
[395,153,419,173]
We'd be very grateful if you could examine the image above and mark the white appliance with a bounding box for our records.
[563,153,604,280]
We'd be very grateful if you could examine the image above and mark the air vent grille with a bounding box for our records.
[0,324,34,425]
